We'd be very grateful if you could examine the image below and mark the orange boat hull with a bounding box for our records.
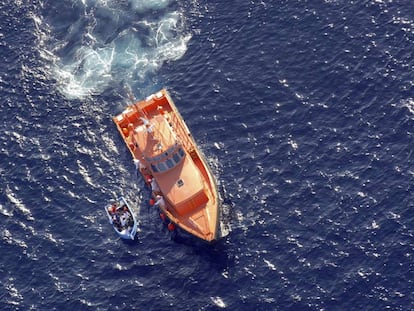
[113,89,220,242]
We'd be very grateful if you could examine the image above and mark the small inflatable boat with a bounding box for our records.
[104,196,138,240]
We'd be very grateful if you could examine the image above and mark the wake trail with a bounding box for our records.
[36,0,192,100]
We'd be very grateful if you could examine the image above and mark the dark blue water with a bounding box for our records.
[1,0,413,310]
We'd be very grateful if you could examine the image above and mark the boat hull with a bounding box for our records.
[113,89,220,242]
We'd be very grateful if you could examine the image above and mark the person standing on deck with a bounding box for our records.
[150,178,161,195]
[154,195,166,209]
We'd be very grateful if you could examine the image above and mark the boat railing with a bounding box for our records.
[168,112,195,155]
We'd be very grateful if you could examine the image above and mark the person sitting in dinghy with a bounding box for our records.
[124,208,134,227]
[120,214,128,228]
[107,205,117,219]
[108,206,122,230]
[120,207,132,228]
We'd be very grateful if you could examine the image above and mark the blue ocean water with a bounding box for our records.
[1,0,413,310]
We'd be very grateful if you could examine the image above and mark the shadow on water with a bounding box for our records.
[170,230,235,272]
[119,237,140,247]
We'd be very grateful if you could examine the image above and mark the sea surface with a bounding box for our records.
[1,0,413,310]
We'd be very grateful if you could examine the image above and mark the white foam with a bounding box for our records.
[263,258,277,271]
[2,229,28,250]
[76,159,96,188]
[0,203,13,217]
[44,1,191,99]
[5,185,33,221]
[4,278,23,305]
[54,46,115,99]
[128,0,172,12]
[211,296,226,308]
[402,98,414,116]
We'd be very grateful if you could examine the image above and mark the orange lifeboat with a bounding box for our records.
[113,89,221,242]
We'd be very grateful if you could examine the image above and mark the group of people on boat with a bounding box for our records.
[107,203,133,232]
[134,159,162,197]
[133,159,176,237]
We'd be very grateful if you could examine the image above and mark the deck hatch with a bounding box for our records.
[177,179,184,187]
